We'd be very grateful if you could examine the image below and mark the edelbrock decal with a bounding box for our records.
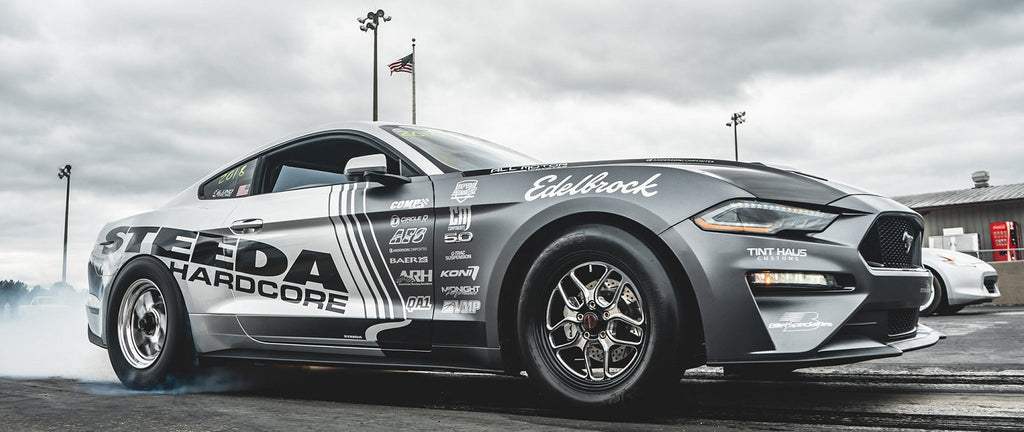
[524,172,661,201]
[767,312,834,332]
[451,180,478,203]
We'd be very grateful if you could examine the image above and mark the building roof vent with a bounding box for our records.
[972,170,990,188]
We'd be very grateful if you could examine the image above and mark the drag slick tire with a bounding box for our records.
[517,224,683,406]
[107,257,195,390]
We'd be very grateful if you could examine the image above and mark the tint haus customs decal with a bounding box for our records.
[100,226,350,315]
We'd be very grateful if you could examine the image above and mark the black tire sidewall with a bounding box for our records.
[517,224,682,406]
[106,257,193,390]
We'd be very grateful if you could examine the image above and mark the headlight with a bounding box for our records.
[693,200,838,235]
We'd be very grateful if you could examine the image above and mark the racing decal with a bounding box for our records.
[524,172,661,201]
[441,299,481,314]
[443,231,474,244]
[444,250,473,261]
[441,285,480,297]
[389,227,427,245]
[397,269,432,286]
[767,312,834,332]
[390,198,430,209]
[447,206,472,231]
[439,265,480,281]
[390,214,429,227]
[99,226,349,315]
[404,296,432,313]
[450,180,477,203]
[747,247,808,261]
[389,256,428,264]
[490,163,569,174]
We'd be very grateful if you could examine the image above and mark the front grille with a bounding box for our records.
[888,309,918,337]
[984,275,998,294]
[859,215,922,269]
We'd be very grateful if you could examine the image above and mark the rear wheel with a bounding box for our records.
[919,270,944,316]
[107,258,195,390]
[518,224,684,406]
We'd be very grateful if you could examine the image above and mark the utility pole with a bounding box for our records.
[358,9,392,121]
[411,38,416,125]
[57,164,72,284]
[726,111,746,161]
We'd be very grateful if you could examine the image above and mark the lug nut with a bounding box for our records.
[603,312,610,319]
[600,331,607,339]
[576,313,584,321]
[588,301,597,309]
[584,332,591,339]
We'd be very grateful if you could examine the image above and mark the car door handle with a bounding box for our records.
[230,218,264,234]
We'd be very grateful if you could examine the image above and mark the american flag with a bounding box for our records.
[388,53,414,75]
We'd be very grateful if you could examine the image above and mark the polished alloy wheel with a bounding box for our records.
[920,274,938,312]
[544,261,646,383]
[117,279,167,369]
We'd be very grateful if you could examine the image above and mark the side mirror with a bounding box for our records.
[344,153,411,186]
[345,154,388,178]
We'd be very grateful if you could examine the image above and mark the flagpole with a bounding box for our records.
[411,38,417,125]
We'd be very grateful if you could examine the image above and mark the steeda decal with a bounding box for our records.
[524,172,661,201]
[100,226,349,314]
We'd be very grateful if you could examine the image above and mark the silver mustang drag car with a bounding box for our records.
[88,122,940,405]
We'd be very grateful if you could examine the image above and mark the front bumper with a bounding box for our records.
[661,194,936,367]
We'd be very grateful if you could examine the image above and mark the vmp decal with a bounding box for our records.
[524,172,661,201]
[767,312,834,332]
[100,226,349,315]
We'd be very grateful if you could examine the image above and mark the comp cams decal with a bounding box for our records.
[100,226,349,315]
[524,172,661,201]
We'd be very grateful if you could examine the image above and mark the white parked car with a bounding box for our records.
[920,248,1000,315]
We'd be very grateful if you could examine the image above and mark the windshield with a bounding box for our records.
[381,125,539,172]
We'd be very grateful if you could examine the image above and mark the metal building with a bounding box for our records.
[892,171,1024,261]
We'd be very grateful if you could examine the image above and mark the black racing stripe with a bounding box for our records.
[333,183,379,318]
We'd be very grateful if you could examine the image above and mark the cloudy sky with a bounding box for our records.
[3,0,1024,290]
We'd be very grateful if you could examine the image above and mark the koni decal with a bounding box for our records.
[101,226,349,314]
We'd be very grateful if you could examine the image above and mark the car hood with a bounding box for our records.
[560,158,874,206]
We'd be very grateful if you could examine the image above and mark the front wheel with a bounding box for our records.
[107,257,195,390]
[517,225,685,406]
[919,270,944,316]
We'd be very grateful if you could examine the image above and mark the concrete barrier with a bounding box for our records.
[988,261,1024,306]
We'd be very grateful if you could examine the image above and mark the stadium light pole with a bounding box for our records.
[726,111,746,161]
[57,164,72,284]
[358,9,392,121]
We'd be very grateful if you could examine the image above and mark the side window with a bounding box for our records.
[201,158,258,199]
[261,137,398,194]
